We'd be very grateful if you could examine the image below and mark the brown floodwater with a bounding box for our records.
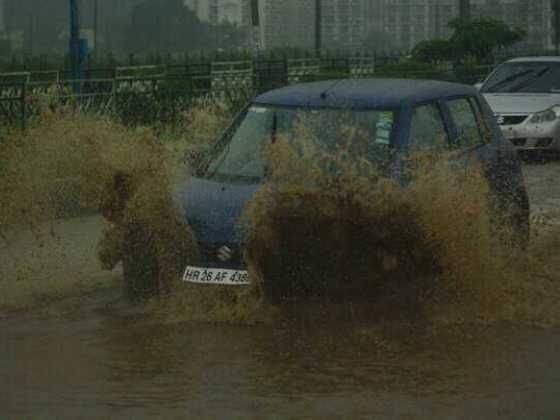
[1,161,560,418]
[2,300,560,418]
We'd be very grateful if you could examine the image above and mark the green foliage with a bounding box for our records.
[447,18,526,62]
[125,0,247,54]
[411,18,526,65]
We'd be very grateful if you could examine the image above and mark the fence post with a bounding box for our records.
[21,81,27,130]
[112,78,118,118]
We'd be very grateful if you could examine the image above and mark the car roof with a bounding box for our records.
[253,78,477,109]
[506,56,560,63]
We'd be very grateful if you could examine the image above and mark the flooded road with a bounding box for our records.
[2,306,560,418]
[1,161,560,419]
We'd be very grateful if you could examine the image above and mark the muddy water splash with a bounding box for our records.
[1,112,560,418]
[1,109,560,328]
[242,134,560,327]
[0,106,228,311]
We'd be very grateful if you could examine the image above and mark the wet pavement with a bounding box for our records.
[524,160,560,220]
[2,305,560,418]
[1,161,560,419]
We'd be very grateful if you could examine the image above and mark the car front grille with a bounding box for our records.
[199,242,243,266]
[510,138,527,146]
[497,115,528,126]
[509,138,554,148]
[535,138,553,148]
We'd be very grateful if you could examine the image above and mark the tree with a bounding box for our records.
[447,18,526,63]
[125,0,246,55]
[411,18,527,65]
[126,0,204,54]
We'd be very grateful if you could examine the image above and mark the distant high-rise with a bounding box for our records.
[0,0,5,34]
[240,0,554,52]
[459,0,471,21]
[246,0,365,51]
[185,0,243,25]
[321,0,365,50]
[376,0,459,51]
[249,0,316,50]
[374,0,552,52]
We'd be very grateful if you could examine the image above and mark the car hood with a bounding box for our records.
[174,177,259,245]
[483,93,560,115]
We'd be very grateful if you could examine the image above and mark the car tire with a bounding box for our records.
[121,222,161,300]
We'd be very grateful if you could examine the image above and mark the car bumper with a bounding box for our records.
[182,241,250,286]
[500,121,560,151]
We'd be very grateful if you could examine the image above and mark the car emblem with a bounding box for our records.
[217,246,233,262]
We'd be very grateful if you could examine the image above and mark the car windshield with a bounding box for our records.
[481,62,560,93]
[204,105,396,182]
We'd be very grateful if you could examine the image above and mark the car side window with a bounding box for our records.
[468,97,491,142]
[447,97,484,148]
[409,103,449,152]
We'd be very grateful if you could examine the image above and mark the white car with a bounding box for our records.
[479,57,560,152]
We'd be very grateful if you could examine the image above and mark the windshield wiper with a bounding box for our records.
[510,67,551,92]
[484,69,537,93]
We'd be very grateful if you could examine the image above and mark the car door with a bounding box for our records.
[405,96,499,181]
[438,95,504,179]
[442,95,529,229]
[443,96,490,158]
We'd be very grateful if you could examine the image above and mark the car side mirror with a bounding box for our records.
[183,148,207,170]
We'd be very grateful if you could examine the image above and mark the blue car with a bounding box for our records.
[178,79,529,293]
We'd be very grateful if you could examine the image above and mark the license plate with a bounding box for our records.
[182,266,250,286]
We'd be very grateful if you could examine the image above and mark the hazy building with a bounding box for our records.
[238,0,555,52]
[185,0,212,23]
[244,0,364,51]
[185,0,243,25]
[321,0,366,50]
[220,0,243,23]
[372,0,552,52]
[363,0,385,34]
[247,0,316,50]
[378,0,460,51]
[0,0,5,35]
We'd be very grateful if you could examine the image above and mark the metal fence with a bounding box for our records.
[0,57,495,129]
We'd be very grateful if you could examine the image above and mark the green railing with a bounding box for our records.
[0,58,496,129]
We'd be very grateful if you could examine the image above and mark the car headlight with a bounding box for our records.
[529,105,560,124]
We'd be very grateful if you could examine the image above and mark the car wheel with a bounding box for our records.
[121,222,161,300]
